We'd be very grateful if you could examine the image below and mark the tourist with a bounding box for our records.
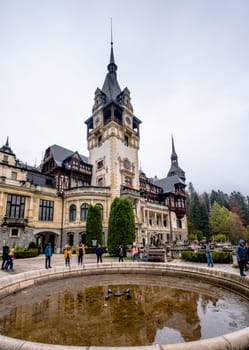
[132,244,139,262]
[204,240,213,267]
[118,245,124,262]
[5,248,14,271]
[1,241,9,270]
[44,242,53,269]
[76,242,85,266]
[64,245,72,267]
[96,244,103,263]
[236,239,247,277]
[143,246,148,262]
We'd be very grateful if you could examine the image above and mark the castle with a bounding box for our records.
[0,42,187,253]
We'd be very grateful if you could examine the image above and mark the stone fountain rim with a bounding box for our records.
[0,261,249,350]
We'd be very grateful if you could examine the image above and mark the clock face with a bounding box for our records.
[124,159,131,170]
[126,116,131,125]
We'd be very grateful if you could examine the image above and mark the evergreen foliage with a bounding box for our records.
[187,183,210,238]
[107,197,135,255]
[181,250,232,263]
[187,183,249,244]
[86,205,103,247]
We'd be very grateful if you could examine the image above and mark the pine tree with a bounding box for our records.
[229,191,249,227]
[86,205,103,247]
[107,197,135,255]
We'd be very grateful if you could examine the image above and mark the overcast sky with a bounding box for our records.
[1,0,249,196]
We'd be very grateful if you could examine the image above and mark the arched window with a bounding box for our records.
[68,232,74,247]
[80,203,89,221]
[96,203,103,220]
[69,204,76,222]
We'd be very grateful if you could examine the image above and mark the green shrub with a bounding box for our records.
[28,241,37,249]
[85,246,107,254]
[181,250,232,264]
[14,248,39,259]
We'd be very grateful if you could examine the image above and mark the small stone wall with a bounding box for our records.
[0,262,249,350]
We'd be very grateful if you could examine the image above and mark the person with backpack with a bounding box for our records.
[236,239,248,277]
[76,242,85,266]
[44,242,53,269]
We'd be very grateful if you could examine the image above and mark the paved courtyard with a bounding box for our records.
[0,253,240,278]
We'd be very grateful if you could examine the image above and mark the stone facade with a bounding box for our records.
[0,43,188,253]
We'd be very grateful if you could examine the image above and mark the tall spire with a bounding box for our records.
[167,135,185,181]
[171,135,178,165]
[101,19,121,103]
[107,18,117,74]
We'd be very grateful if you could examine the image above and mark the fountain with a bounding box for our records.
[0,262,249,350]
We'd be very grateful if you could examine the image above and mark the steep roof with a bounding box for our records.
[45,144,89,167]
[153,175,186,194]
[27,171,56,188]
[0,137,15,156]
[167,136,185,181]
[101,42,122,104]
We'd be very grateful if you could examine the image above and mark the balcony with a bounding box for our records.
[175,207,186,219]
[2,217,28,227]
[120,186,141,198]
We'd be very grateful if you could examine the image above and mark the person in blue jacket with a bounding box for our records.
[236,239,247,277]
[44,242,53,269]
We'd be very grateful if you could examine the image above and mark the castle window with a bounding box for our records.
[69,204,76,222]
[125,176,132,187]
[6,194,25,218]
[98,177,103,187]
[68,232,74,247]
[96,203,103,220]
[11,172,17,180]
[177,219,182,228]
[98,135,102,147]
[10,228,19,237]
[124,135,129,146]
[3,155,8,163]
[39,200,54,221]
[97,160,104,169]
[80,203,89,221]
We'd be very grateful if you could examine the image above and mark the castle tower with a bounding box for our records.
[85,41,142,198]
[167,135,186,181]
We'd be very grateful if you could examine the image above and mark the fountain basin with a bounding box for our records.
[0,262,249,350]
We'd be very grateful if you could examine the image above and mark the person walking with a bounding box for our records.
[5,248,14,271]
[44,242,53,269]
[118,245,124,262]
[1,242,9,270]
[143,246,148,262]
[76,242,85,266]
[96,244,103,263]
[132,244,138,262]
[64,245,72,267]
[205,240,213,267]
[236,239,248,277]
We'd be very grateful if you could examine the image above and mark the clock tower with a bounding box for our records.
[85,41,141,199]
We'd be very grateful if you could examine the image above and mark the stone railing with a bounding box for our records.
[0,262,249,350]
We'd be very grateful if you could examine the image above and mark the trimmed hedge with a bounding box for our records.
[181,250,232,264]
[14,248,39,259]
[85,246,107,254]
